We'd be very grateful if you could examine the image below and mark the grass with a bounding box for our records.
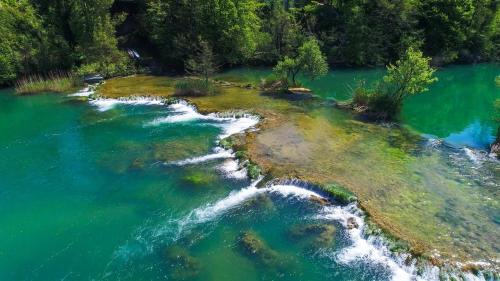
[174,79,218,97]
[15,72,82,94]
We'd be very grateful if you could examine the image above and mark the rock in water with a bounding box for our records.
[84,74,104,84]
[490,137,500,158]
[346,217,359,229]
[163,246,201,281]
[288,223,336,248]
[237,231,291,272]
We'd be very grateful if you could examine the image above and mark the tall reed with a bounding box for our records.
[15,72,81,94]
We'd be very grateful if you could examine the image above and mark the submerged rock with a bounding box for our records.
[309,195,330,206]
[237,231,288,271]
[288,223,336,248]
[163,246,201,281]
[241,193,275,211]
[128,158,145,171]
[181,170,217,187]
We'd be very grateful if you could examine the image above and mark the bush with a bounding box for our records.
[15,72,82,94]
[174,79,217,97]
[351,82,372,106]
[74,52,136,78]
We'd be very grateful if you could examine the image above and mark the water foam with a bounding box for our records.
[168,147,233,166]
[89,97,164,111]
[155,179,325,239]
[218,159,248,179]
[69,86,95,97]
[181,177,265,225]
[146,101,208,124]
[316,204,419,281]
[154,101,259,166]
[146,101,259,138]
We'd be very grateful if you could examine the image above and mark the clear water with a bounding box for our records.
[0,90,405,280]
[217,63,500,149]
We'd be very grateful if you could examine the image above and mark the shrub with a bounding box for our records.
[74,52,136,78]
[351,82,372,106]
[246,162,262,179]
[174,79,217,97]
[15,72,82,94]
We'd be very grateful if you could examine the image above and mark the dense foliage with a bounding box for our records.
[0,0,498,85]
[273,37,328,86]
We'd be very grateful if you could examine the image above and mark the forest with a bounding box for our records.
[0,0,499,86]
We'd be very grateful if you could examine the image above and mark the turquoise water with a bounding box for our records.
[0,90,406,280]
[217,64,500,149]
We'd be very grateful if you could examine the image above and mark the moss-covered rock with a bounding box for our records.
[182,170,216,186]
[237,231,286,270]
[246,162,262,179]
[235,150,248,160]
[322,183,357,204]
[163,246,201,281]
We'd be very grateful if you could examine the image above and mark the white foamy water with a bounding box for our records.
[156,102,259,166]
[168,147,233,166]
[89,97,164,111]
[267,184,323,199]
[146,101,209,124]
[217,115,259,139]
[157,180,325,238]
[218,159,248,179]
[146,101,259,138]
[181,177,265,225]
[316,204,418,281]
[69,87,94,97]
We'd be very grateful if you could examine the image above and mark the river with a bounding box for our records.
[0,63,498,281]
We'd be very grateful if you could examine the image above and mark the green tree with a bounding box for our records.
[185,41,218,86]
[0,0,47,84]
[382,47,438,102]
[145,0,261,67]
[257,0,304,62]
[361,47,438,120]
[273,37,328,87]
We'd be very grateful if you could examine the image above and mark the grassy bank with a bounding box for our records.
[15,73,82,95]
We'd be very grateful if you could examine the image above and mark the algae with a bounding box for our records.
[182,170,217,186]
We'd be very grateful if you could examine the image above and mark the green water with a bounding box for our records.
[217,64,500,149]
[1,63,498,281]
[0,90,401,280]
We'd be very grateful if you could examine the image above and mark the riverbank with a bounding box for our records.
[96,74,499,271]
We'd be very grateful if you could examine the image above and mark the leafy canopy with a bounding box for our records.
[382,47,438,101]
[273,37,328,86]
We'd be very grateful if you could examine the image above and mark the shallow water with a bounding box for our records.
[0,90,421,280]
[217,64,500,149]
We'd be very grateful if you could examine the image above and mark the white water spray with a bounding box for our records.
[89,97,164,111]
